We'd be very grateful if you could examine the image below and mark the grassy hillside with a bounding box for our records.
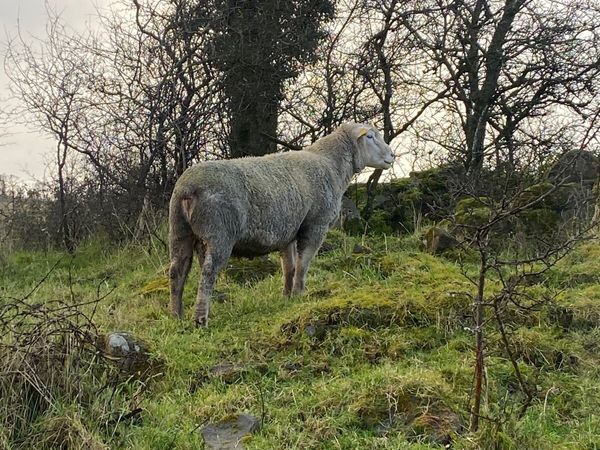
[1,230,600,449]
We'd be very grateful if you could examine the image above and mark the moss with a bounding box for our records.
[344,165,460,235]
[455,196,493,227]
[552,285,600,329]
[349,367,460,434]
[138,277,169,295]
[515,182,555,207]
[342,216,365,235]
[366,210,394,235]
[224,256,279,284]
[281,292,405,333]
[516,208,559,236]
[498,327,583,371]
[3,235,600,449]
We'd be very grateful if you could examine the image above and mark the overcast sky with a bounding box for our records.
[0,0,102,182]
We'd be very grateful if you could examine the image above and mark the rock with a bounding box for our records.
[191,362,268,390]
[548,150,600,186]
[304,321,331,340]
[100,332,157,376]
[213,291,230,303]
[318,241,335,254]
[372,194,393,210]
[410,410,462,445]
[201,413,261,450]
[209,363,250,384]
[338,196,361,226]
[352,244,372,254]
[423,227,459,254]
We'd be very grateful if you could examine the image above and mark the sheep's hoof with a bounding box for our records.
[195,317,208,328]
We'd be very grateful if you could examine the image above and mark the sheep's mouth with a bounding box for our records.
[383,158,394,167]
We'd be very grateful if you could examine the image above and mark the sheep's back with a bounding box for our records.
[173,152,336,252]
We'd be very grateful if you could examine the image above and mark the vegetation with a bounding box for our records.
[2,228,599,449]
[2,0,600,447]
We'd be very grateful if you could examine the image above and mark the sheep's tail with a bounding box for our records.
[180,196,194,224]
[170,190,198,231]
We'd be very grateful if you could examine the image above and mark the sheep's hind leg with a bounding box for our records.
[194,243,231,327]
[280,241,297,297]
[169,235,194,319]
[292,226,328,296]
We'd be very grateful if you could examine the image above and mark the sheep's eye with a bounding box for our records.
[366,132,374,140]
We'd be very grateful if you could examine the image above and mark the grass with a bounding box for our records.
[1,229,600,448]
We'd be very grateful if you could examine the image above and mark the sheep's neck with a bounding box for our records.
[308,133,357,191]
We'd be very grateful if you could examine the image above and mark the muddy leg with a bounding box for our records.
[194,244,231,327]
[169,236,194,319]
[280,241,297,297]
[292,226,328,296]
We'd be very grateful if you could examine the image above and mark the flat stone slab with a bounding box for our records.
[201,414,261,449]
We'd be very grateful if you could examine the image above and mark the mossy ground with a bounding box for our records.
[1,230,600,449]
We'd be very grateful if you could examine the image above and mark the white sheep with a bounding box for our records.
[169,123,394,327]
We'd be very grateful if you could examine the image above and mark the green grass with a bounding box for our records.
[1,230,600,449]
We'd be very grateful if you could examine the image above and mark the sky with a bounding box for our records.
[0,0,102,182]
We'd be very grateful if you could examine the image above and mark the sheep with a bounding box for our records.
[168,122,394,327]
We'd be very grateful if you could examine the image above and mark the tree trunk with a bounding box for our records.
[57,138,74,254]
[228,99,278,158]
[470,242,487,431]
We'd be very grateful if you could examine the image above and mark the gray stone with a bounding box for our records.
[104,332,145,356]
[372,194,393,210]
[304,320,331,340]
[201,413,261,450]
[352,244,372,254]
[423,227,459,254]
[333,196,361,228]
[100,332,158,376]
[548,150,600,186]
[209,363,249,383]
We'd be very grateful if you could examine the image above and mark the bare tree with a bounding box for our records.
[394,0,600,178]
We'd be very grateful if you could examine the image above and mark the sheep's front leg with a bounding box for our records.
[280,241,297,297]
[194,244,231,327]
[292,226,328,296]
[169,236,194,319]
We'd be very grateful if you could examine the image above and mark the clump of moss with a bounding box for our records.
[349,368,462,443]
[224,256,279,284]
[281,292,406,335]
[550,285,600,330]
[495,327,583,371]
[514,208,560,237]
[455,197,493,227]
[366,210,394,235]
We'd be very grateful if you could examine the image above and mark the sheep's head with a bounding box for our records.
[349,124,395,172]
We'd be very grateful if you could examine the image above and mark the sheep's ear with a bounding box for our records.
[354,126,369,140]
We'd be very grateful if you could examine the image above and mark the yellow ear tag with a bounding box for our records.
[357,127,369,138]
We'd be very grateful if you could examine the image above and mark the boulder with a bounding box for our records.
[422,227,459,254]
[99,332,157,376]
[548,150,600,186]
[332,196,361,229]
[201,413,261,450]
